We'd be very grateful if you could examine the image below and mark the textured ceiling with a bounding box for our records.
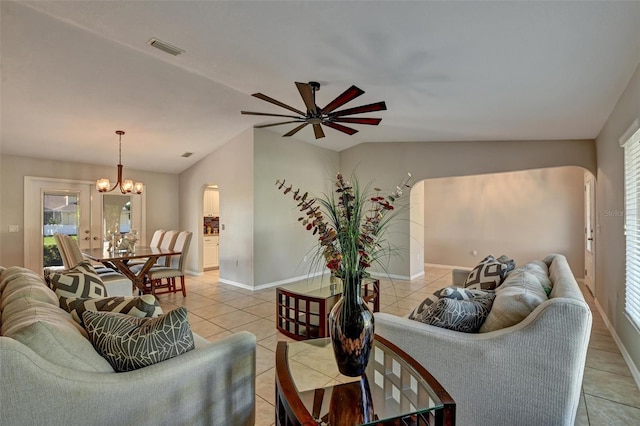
[1,1,640,174]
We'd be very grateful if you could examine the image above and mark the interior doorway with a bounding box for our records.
[584,172,596,295]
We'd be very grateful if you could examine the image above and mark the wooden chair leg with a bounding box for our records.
[180,276,186,297]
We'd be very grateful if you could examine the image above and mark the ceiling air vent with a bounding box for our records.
[147,38,184,56]
[181,152,193,158]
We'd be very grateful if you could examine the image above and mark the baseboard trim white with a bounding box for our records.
[593,297,640,390]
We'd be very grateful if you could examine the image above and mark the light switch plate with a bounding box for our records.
[9,225,19,232]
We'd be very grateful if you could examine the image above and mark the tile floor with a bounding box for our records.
[156,266,640,426]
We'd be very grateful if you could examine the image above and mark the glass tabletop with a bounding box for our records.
[280,275,377,299]
[285,337,444,425]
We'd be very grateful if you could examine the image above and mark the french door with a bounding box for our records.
[24,177,145,273]
[584,172,596,295]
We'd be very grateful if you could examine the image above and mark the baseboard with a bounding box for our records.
[593,297,640,389]
[219,271,326,291]
[424,262,470,270]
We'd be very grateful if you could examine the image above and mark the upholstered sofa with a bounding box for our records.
[374,254,592,426]
[0,265,256,426]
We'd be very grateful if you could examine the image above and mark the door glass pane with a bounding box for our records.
[43,192,79,267]
[103,194,132,247]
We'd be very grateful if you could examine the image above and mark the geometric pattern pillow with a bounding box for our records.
[408,287,494,320]
[62,295,163,324]
[464,255,509,290]
[82,307,194,372]
[414,294,496,333]
[47,260,108,300]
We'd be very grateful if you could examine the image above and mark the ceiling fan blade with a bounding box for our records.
[254,120,304,129]
[295,82,317,114]
[332,117,382,125]
[323,121,359,136]
[241,111,302,119]
[251,93,306,116]
[283,122,309,137]
[329,101,387,118]
[313,124,325,139]
[321,85,365,114]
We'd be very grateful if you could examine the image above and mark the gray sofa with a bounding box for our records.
[0,265,256,426]
[375,254,592,426]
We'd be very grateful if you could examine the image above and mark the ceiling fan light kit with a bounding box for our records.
[241,81,386,139]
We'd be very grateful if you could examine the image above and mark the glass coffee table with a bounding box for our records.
[276,276,380,340]
[275,335,456,425]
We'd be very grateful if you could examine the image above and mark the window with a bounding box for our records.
[622,119,640,330]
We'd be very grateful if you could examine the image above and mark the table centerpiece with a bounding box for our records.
[276,171,412,376]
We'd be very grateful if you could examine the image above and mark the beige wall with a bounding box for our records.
[339,139,596,278]
[0,155,179,267]
[422,167,586,274]
[595,62,640,376]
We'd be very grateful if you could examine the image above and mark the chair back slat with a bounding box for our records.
[157,230,178,266]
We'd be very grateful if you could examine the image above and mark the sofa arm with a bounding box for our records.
[375,298,591,426]
[451,268,471,286]
[0,331,257,426]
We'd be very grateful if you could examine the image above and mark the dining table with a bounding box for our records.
[82,246,182,294]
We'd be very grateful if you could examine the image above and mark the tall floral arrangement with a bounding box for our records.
[276,172,413,283]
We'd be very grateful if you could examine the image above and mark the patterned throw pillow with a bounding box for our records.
[408,287,494,320]
[62,295,163,324]
[82,307,195,372]
[47,261,108,300]
[414,294,495,333]
[464,255,511,290]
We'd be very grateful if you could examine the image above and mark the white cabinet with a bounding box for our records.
[203,235,219,269]
[204,189,219,217]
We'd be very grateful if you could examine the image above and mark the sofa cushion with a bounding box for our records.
[48,261,108,300]
[83,307,195,372]
[464,255,511,290]
[1,297,87,338]
[0,270,59,311]
[62,295,163,324]
[479,266,549,333]
[11,321,114,373]
[413,294,495,332]
[521,260,552,296]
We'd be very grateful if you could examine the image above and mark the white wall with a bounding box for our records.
[0,155,178,267]
[179,128,254,286]
[595,62,640,378]
[253,129,339,287]
[422,167,585,274]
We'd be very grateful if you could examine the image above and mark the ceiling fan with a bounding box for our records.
[241,81,386,139]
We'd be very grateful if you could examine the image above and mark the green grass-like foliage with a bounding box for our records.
[276,172,412,287]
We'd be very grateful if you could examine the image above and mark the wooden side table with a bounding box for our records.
[276,276,380,340]
[275,335,456,425]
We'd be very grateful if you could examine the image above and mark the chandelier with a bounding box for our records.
[95,130,144,194]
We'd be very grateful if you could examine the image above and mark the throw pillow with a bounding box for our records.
[464,255,509,290]
[414,295,495,332]
[48,260,108,300]
[408,286,494,320]
[62,295,163,325]
[82,307,195,372]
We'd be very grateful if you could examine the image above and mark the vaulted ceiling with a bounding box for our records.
[2,1,639,174]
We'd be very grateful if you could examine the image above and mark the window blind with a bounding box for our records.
[624,124,640,330]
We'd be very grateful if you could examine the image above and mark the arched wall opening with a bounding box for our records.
[411,166,589,278]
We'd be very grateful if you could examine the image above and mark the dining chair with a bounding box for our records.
[53,233,133,296]
[127,229,166,266]
[143,231,192,296]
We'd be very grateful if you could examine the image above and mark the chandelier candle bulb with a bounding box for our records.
[96,130,144,195]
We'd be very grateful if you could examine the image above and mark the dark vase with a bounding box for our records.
[328,274,375,377]
[328,374,375,425]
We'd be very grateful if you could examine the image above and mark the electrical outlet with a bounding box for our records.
[472,250,478,257]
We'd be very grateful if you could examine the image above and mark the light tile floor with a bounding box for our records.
[156,266,640,426]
